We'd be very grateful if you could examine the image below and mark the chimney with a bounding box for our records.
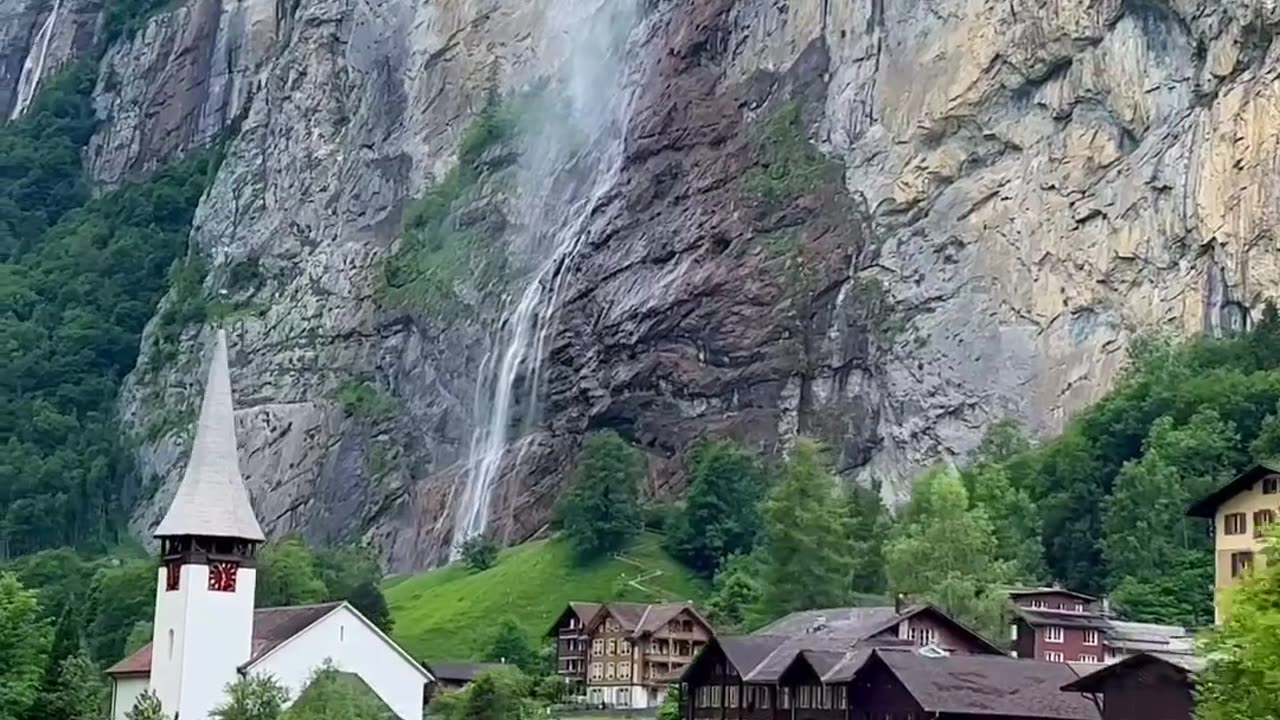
[895,593,906,614]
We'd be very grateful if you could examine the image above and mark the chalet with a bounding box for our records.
[1007,588,1193,664]
[422,662,510,693]
[104,332,432,720]
[682,603,1006,720]
[548,601,712,709]
[1061,652,1202,720]
[1187,463,1280,622]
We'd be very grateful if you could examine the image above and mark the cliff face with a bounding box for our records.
[5,0,1277,569]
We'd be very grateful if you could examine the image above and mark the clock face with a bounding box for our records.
[208,561,239,592]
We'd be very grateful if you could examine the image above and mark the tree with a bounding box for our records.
[211,674,291,720]
[1195,530,1280,720]
[284,663,393,720]
[124,691,168,720]
[963,463,1045,582]
[0,573,53,720]
[845,480,891,595]
[257,536,328,608]
[657,685,683,720]
[556,432,644,560]
[124,621,154,656]
[47,650,107,720]
[485,617,536,672]
[429,668,540,720]
[706,553,763,632]
[757,439,853,617]
[885,466,1013,642]
[666,439,767,576]
[459,536,499,572]
[343,580,393,633]
[85,558,155,663]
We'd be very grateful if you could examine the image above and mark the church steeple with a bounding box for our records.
[148,329,263,720]
[155,328,264,542]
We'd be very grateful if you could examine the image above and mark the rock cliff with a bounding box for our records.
[4,0,1277,569]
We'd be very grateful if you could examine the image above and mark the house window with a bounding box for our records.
[1224,512,1248,535]
[1044,651,1064,662]
[606,662,615,680]
[607,639,616,655]
[1030,599,1046,609]
[591,663,603,680]
[835,689,846,709]
[619,662,631,680]
[618,689,630,706]
[1263,476,1279,494]
[727,687,738,708]
[1078,654,1099,663]
[779,688,790,709]
[1044,626,1064,643]
[1255,509,1276,538]
[759,688,771,709]
[1073,602,1084,612]
[620,639,631,655]
[908,624,938,647]
[1231,551,1255,578]
[593,639,604,655]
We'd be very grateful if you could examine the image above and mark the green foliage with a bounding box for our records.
[658,685,683,720]
[556,431,645,561]
[101,0,178,45]
[666,439,767,576]
[0,574,53,720]
[259,538,394,631]
[743,101,841,207]
[885,466,1013,643]
[385,534,706,662]
[46,650,108,720]
[335,381,396,422]
[124,691,168,720]
[382,97,517,315]
[460,535,499,572]
[845,480,892,595]
[429,668,541,720]
[284,664,394,720]
[1195,531,1280,720]
[123,621,153,656]
[961,424,1046,583]
[757,438,854,617]
[84,558,156,663]
[0,63,221,555]
[974,317,1280,608]
[484,617,536,672]
[706,553,764,632]
[257,535,332,608]
[211,674,291,720]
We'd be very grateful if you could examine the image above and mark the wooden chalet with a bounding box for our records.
[1061,652,1202,720]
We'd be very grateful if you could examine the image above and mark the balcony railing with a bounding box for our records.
[559,627,585,637]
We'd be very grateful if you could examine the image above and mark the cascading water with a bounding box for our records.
[448,0,648,558]
[10,0,62,119]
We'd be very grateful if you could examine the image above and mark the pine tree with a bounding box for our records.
[666,440,767,576]
[556,432,645,560]
[757,439,853,617]
[845,481,891,595]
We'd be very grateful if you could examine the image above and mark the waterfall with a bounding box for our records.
[448,0,648,557]
[10,0,62,120]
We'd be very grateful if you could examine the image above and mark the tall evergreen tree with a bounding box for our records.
[845,480,891,595]
[0,574,53,720]
[556,431,645,560]
[666,439,767,576]
[757,439,853,617]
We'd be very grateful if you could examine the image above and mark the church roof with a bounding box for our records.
[154,330,265,541]
[106,603,343,676]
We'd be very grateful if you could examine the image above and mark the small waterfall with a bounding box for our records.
[448,0,648,557]
[10,0,62,120]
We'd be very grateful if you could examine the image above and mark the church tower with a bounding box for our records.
[149,330,265,720]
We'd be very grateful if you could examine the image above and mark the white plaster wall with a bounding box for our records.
[253,606,427,720]
[150,563,257,720]
[110,677,149,720]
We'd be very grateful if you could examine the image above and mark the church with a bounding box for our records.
[106,331,433,720]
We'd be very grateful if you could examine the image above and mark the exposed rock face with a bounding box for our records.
[0,0,100,118]
[4,0,1276,569]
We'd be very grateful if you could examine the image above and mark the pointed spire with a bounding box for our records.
[155,330,266,541]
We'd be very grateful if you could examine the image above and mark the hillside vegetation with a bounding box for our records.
[386,534,708,662]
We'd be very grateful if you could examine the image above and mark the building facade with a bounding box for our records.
[1008,589,1193,665]
[1188,463,1280,622]
[1061,652,1200,720]
[548,601,711,709]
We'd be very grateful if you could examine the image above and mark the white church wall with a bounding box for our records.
[252,605,428,720]
[151,563,257,720]
[110,677,148,720]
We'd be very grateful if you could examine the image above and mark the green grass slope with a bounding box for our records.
[386,533,708,662]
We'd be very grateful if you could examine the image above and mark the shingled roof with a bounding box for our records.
[106,603,342,676]
[154,330,265,541]
[1061,651,1203,693]
[869,649,1101,719]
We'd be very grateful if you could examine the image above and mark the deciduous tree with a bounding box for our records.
[556,432,644,561]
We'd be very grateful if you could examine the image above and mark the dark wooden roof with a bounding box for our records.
[1012,606,1113,629]
[544,601,602,637]
[1188,462,1280,517]
[868,649,1101,720]
[1008,587,1098,602]
[1061,652,1202,693]
[106,602,342,675]
[424,662,510,683]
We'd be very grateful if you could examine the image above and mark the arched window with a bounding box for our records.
[168,629,175,659]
